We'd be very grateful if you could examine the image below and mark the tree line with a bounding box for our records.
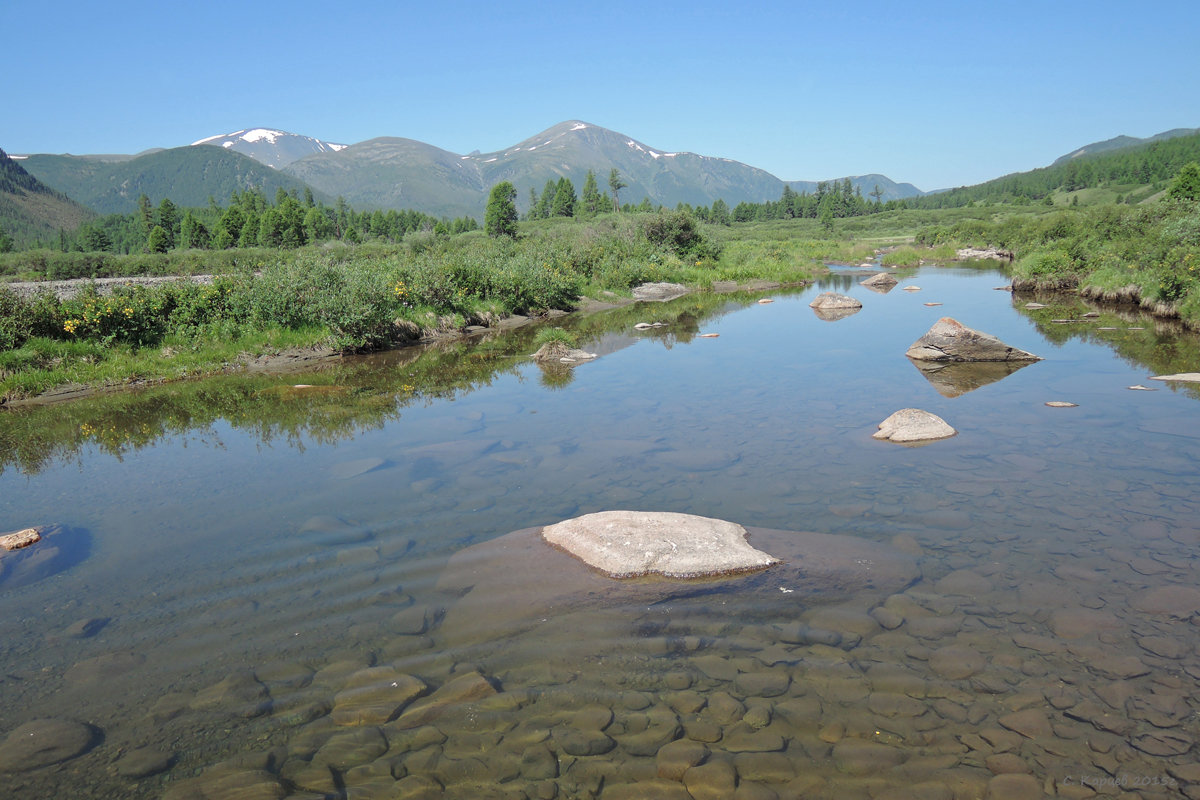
[54,189,479,255]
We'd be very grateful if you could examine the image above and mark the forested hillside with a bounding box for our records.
[905,132,1200,208]
[0,148,95,249]
[19,146,321,214]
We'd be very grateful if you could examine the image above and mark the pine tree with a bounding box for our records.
[579,170,603,217]
[608,169,627,212]
[485,182,519,238]
[551,177,576,217]
[535,180,556,219]
[0,225,13,253]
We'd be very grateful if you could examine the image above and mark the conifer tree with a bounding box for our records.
[485,182,519,238]
[579,170,604,217]
[551,177,576,217]
[609,169,628,212]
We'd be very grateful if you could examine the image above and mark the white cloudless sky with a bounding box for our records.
[4,0,1198,191]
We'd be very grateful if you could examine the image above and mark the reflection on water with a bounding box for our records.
[907,359,1034,398]
[2,268,1200,798]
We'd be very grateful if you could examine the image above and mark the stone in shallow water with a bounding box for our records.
[809,292,862,310]
[0,719,97,772]
[832,739,905,774]
[997,709,1052,740]
[331,667,426,726]
[116,746,174,778]
[0,527,40,550]
[906,317,1041,362]
[985,773,1042,800]
[392,670,496,730]
[436,519,919,647]
[542,511,778,579]
[929,646,985,680]
[1132,585,1200,618]
[872,409,956,444]
[329,457,386,480]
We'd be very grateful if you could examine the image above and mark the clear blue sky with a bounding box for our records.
[4,0,1198,191]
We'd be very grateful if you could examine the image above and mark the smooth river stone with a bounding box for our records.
[929,646,985,680]
[1131,585,1200,618]
[832,739,905,774]
[0,719,97,772]
[872,408,957,444]
[331,667,426,726]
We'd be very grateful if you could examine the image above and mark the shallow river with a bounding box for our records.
[1,264,1199,799]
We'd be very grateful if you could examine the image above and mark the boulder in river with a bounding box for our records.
[860,273,898,293]
[872,409,957,444]
[542,511,779,579]
[809,292,863,321]
[809,292,862,310]
[1149,373,1200,383]
[906,317,1041,362]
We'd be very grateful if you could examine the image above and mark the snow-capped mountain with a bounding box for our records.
[191,128,347,169]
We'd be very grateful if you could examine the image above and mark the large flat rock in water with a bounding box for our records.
[542,511,777,579]
[435,517,920,647]
[906,317,1041,362]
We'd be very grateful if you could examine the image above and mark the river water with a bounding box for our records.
[1,265,1198,799]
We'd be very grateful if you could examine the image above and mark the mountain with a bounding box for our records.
[1053,128,1200,165]
[0,148,95,248]
[281,120,925,217]
[283,137,486,219]
[19,146,323,214]
[191,128,348,169]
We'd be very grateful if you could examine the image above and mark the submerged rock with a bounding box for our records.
[906,318,1041,362]
[0,719,97,772]
[542,511,779,579]
[872,409,957,444]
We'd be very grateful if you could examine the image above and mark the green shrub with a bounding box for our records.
[0,288,32,351]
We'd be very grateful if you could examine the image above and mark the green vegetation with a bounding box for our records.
[532,327,577,348]
[917,171,1200,324]
[903,132,1200,209]
[484,182,519,239]
[5,151,1200,404]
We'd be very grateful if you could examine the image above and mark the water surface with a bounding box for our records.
[1,265,1198,799]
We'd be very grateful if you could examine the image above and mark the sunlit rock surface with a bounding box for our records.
[872,409,957,444]
[906,317,1041,362]
[542,511,778,579]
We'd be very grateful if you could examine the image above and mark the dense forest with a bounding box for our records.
[901,132,1200,208]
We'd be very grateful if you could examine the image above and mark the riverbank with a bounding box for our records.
[0,275,813,407]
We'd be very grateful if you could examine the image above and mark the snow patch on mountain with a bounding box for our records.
[190,128,348,167]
